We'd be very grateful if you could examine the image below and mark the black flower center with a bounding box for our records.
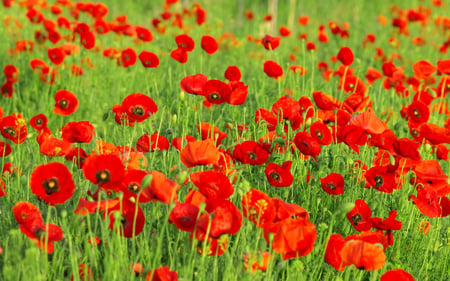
[43,177,60,195]
[374,175,384,187]
[4,126,16,136]
[352,213,363,225]
[284,118,290,126]
[270,172,281,181]
[315,130,323,140]
[208,92,220,100]
[411,128,419,137]
[35,118,43,125]
[96,170,111,184]
[128,182,140,193]
[326,183,336,190]
[247,152,257,160]
[33,227,45,239]
[132,106,145,117]
[412,108,420,118]
[59,99,68,108]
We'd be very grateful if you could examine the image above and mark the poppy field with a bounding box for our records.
[1,0,450,280]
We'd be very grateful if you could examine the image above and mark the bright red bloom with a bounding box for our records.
[365,166,397,193]
[136,132,170,152]
[121,93,158,122]
[201,35,218,54]
[381,269,415,281]
[135,26,153,42]
[141,171,180,204]
[241,189,276,228]
[170,48,188,64]
[180,74,207,96]
[413,60,436,79]
[393,138,421,161]
[190,170,234,199]
[263,60,283,79]
[312,91,340,110]
[337,46,354,66]
[340,239,386,270]
[4,64,19,83]
[171,135,196,151]
[1,82,14,98]
[197,199,242,238]
[0,113,27,144]
[337,124,367,154]
[146,266,178,281]
[30,162,76,205]
[224,66,241,81]
[53,89,79,116]
[409,187,450,217]
[320,173,345,195]
[112,104,136,127]
[371,210,402,246]
[347,199,372,231]
[265,161,293,187]
[232,140,269,165]
[119,48,137,67]
[38,133,73,157]
[82,154,125,191]
[324,233,348,271]
[0,141,11,157]
[407,100,430,123]
[310,120,332,145]
[138,51,160,68]
[418,123,450,145]
[261,35,281,50]
[293,131,321,160]
[104,199,145,238]
[48,47,66,65]
[80,31,96,50]
[196,122,228,145]
[227,81,248,105]
[169,202,200,232]
[175,34,195,51]
[272,96,302,131]
[203,80,232,104]
[349,111,388,135]
[180,139,220,168]
[61,121,95,143]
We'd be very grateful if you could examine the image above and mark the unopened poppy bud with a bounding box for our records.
[179,91,185,101]
[389,153,395,166]
[172,114,177,124]
[424,143,432,153]
[141,174,152,188]
[176,170,189,185]
[340,202,355,214]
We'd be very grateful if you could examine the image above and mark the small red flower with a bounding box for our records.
[224,66,241,81]
[293,131,321,160]
[141,171,180,204]
[320,173,345,195]
[365,166,397,193]
[53,89,79,116]
[48,47,66,65]
[170,48,188,64]
[261,35,281,50]
[228,81,248,105]
[105,199,145,238]
[190,170,234,199]
[176,34,195,52]
[138,51,159,68]
[180,74,207,96]
[310,120,332,145]
[169,202,200,232]
[346,199,372,231]
[30,162,76,205]
[337,46,354,66]
[0,113,27,144]
[381,269,415,281]
[201,35,218,54]
[4,64,19,83]
[119,48,137,67]
[121,93,158,122]
[80,31,96,50]
[136,132,170,152]
[82,154,125,191]
[413,60,436,79]
[0,141,12,157]
[1,82,14,98]
[180,139,220,168]
[203,79,232,104]
[146,266,178,281]
[61,121,95,143]
[232,140,269,165]
[29,114,48,132]
[263,60,283,79]
[135,26,153,42]
[407,100,430,123]
[265,161,293,187]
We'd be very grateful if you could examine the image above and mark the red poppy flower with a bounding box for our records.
[138,51,159,68]
[227,81,248,105]
[337,46,354,66]
[418,123,450,145]
[203,79,231,104]
[175,34,195,52]
[180,74,207,96]
[0,141,12,157]
[80,31,96,50]
[61,121,95,143]
[104,199,145,238]
[112,104,136,127]
[119,48,137,67]
[146,266,178,281]
[255,108,278,131]
[407,100,430,123]
[272,96,302,131]
[53,89,79,116]
[47,47,66,65]
[265,161,294,187]
[190,170,234,199]
[392,138,422,161]
[38,133,73,157]
[197,199,242,238]
[136,132,170,152]
[337,124,368,154]
[201,35,218,54]
[135,26,153,42]
[371,210,402,246]
[232,140,269,165]
[241,189,276,228]
[82,154,125,191]
[243,251,272,273]
[409,187,450,217]
[293,131,321,160]
[121,93,158,122]
[65,147,88,168]
[346,199,372,231]
[261,35,281,50]
[180,139,220,168]
[30,162,76,205]
[263,60,283,79]
[365,68,383,85]
[268,217,317,260]
[0,113,27,144]
[310,120,332,145]
[340,239,386,270]
[413,60,436,79]
[196,122,228,145]
[4,64,19,83]
[170,48,188,64]
[169,202,200,232]
[119,169,151,203]
[365,166,397,193]
[171,135,196,151]
[312,91,340,110]
[224,66,241,82]
[13,202,63,254]
[141,171,180,204]
[324,233,349,271]
[381,269,415,281]
[320,173,345,195]
[1,82,14,98]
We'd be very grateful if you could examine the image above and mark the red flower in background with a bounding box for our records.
[381,269,415,281]
[82,154,125,191]
[180,74,207,96]
[202,79,232,105]
[169,202,200,232]
[138,51,159,68]
[0,113,27,144]
[4,64,19,83]
[135,26,153,42]
[29,114,48,132]
[261,35,281,50]
[1,82,14,98]
[48,47,66,65]
[201,35,218,54]
[170,48,188,64]
[224,66,241,81]
[180,139,220,168]
[104,199,145,238]
[340,239,386,270]
[320,173,345,195]
[293,131,321,160]
[0,141,11,157]
[176,34,195,52]
[265,161,294,187]
[53,89,79,116]
[146,266,178,281]
[365,166,397,193]
[232,140,269,165]
[61,121,95,143]
[310,120,332,145]
[121,93,158,122]
[30,162,76,205]
[337,46,354,66]
[136,132,170,152]
[119,48,137,67]
[196,199,242,238]
[141,171,180,204]
[407,100,430,123]
[241,189,276,228]
[190,170,234,199]
[413,60,436,79]
[196,122,228,145]
[346,199,372,231]
[263,60,283,79]
[80,31,96,50]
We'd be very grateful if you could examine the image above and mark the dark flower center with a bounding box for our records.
[132,106,145,117]
[315,130,323,140]
[270,172,281,181]
[208,92,221,100]
[35,118,43,125]
[4,126,16,136]
[284,118,291,126]
[33,227,46,239]
[247,152,257,160]
[374,175,384,187]
[128,182,140,193]
[43,177,60,195]
[412,108,420,118]
[96,170,111,184]
[352,213,363,225]
[59,99,68,108]
[411,128,419,137]
[326,182,336,190]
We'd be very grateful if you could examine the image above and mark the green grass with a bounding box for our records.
[1,0,450,280]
